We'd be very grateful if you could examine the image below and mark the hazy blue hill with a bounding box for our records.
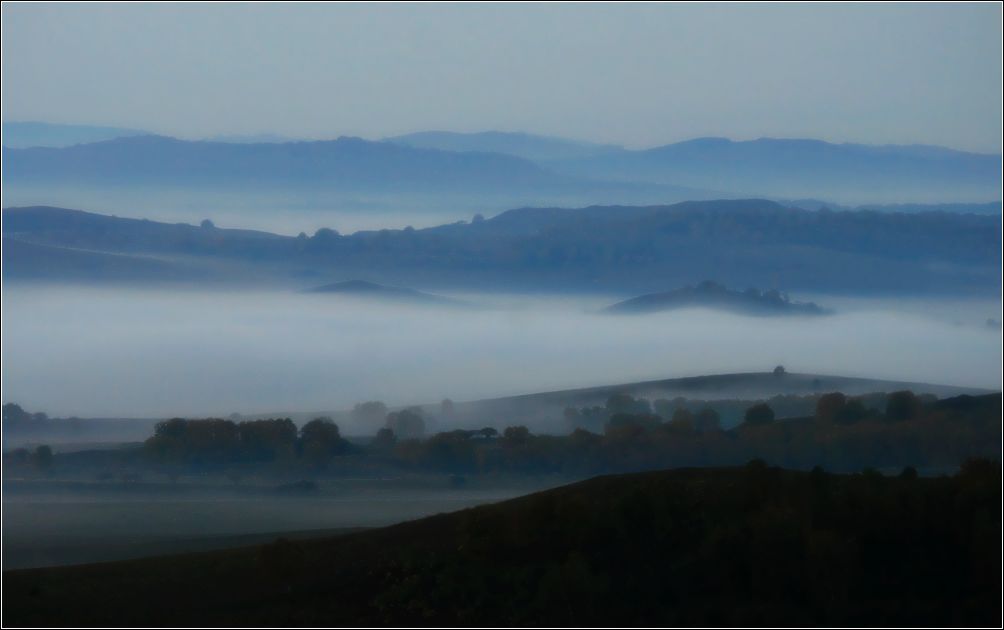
[546,137,1003,203]
[3,200,1000,294]
[1,121,148,148]
[305,279,472,307]
[0,134,593,193]
[603,281,828,316]
[385,130,624,161]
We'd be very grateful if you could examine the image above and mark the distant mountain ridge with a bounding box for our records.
[3,128,999,206]
[603,281,828,316]
[545,136,1002,203]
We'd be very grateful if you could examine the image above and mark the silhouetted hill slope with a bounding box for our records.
[603,281,827,316]
[305,280,472,307]
[4,463,999,626]
[385,130,623,161]
[1,121,148,148]
[3,200,1000,294]
[547,137,1002,203]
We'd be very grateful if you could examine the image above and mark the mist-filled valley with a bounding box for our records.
[2,287,999,423]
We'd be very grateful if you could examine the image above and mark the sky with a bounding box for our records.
[2,3,1001,152]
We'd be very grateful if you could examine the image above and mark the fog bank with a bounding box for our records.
[2,287,999,420]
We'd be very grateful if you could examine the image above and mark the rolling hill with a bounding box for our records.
[3,200,1000,294]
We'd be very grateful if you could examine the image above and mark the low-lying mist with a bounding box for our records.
[2,287,1000,423]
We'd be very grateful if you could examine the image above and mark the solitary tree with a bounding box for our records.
[300,417,347,464]
[743,403,775,426]
[352,401,388,426]
[885,390,921,422]
[815,392,847,423]
[372,427,396,450]
[32,445,53,474]
[386,408,425,440]
[694,408,722,432]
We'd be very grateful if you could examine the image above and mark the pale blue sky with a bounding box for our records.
[2,2,1001,152]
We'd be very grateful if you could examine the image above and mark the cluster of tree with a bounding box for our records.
[351,401,428,440]
[14,391,997,480]
[143,417,352,470]
[563,390,931,434]
[5,444,54,474]
[384,392,1000,476]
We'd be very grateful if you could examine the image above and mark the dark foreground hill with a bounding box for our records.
[3,462,999,626]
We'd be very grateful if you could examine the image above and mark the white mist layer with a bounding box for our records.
[2,287,1000,418]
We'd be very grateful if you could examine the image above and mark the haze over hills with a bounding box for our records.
[305,279,473,308]
[3,200,1000,294]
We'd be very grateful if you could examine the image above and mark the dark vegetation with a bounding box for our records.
[7,392,999,481]
[3,200,999,293]
[3,461,998,626]
[603,280,827,315]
